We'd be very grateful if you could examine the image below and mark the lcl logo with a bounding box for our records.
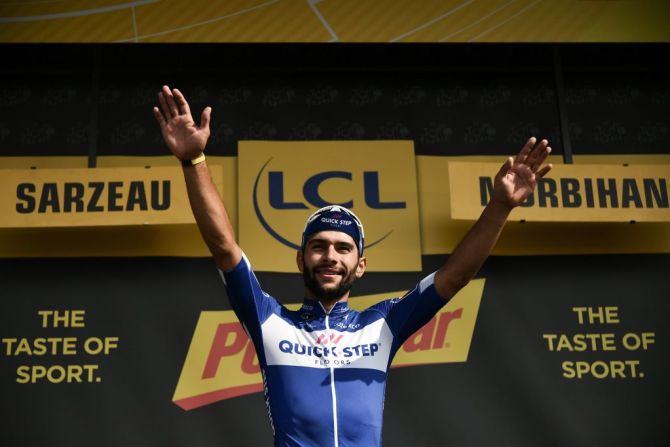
[253,158,406,250]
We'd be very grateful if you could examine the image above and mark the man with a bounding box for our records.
[153,85,551,447]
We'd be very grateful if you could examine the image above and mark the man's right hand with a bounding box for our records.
[153,85,211,161]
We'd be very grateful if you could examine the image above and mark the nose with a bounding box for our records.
[322,244,338,262]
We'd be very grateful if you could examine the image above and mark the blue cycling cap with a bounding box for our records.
[301,205,365,256]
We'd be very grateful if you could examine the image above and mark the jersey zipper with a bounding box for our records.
[322,304,339,447]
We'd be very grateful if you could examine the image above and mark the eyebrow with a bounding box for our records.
[308,238,354,248]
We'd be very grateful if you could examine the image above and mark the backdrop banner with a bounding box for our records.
[1,254,667,447]
[238,140,423,272]
[448,162,670,222]
[0,166,223,228]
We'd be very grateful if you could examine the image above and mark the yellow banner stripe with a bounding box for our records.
[1,0,669,42]
[0,154,668,257]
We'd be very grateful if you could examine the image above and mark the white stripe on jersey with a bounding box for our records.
[262,314,393,372]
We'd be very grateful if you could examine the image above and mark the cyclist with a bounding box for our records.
[153,85,552,447]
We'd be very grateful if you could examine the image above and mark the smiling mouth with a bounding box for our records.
[315,268,343,279]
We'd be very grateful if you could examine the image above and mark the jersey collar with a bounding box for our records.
[301,298,350,317]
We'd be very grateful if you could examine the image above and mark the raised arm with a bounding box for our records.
[153,85,241,271]
[434,137,552,301]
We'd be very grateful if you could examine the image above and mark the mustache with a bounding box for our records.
[314,265,346,275]
[303,263,356,300]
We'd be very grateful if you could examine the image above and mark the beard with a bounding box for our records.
[302,264,357,301]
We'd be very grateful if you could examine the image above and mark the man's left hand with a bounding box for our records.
[493,137,553,209]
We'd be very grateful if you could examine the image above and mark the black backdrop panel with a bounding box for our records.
[2,44,669,158]
[1,254,667,447]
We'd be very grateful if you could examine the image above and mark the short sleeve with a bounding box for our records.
[379,272,446,350]
[219,253,281,340]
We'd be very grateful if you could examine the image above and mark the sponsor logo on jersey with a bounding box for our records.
[260,315,391,371]
[277,340,380,358]
[315,333,343,345]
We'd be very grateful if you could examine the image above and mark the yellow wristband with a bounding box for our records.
[181,153,206,167]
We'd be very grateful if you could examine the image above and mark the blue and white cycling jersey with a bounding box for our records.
[220,253,445,447]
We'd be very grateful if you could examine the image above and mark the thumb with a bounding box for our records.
[200,106,212,132]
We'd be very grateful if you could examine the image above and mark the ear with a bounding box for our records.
[296,250,305,273]
[355,256,367,279]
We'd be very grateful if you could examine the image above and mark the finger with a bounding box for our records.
[200,106,212,132]
[162,85,179,117]
[515,136,536,163]
[535,164,552,179]
[517,163,534,180]
[173,88,191,116]
[158,91,172,121]
[530,144,551,171]
[525,139,548,169]
[152,106,166,128]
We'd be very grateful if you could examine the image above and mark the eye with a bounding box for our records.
[310,241,325,251]
[337,244,353,253]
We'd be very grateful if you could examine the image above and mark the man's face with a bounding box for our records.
[298,230,366,301]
